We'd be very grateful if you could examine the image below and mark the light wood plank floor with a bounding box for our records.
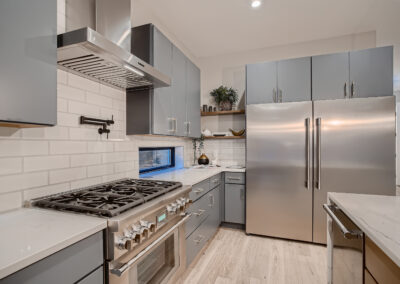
[178,228,327,284]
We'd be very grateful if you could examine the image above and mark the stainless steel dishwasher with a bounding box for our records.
[323,204,364,284]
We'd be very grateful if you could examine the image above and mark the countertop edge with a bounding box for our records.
[0,218,107,280]
[328,193,400,267]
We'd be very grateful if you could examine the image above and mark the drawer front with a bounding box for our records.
[189,179,210,202]
[209,173,221,189]
[225,172,245,184]
[78,266,103,284]
[185,192,212,238]
[186,218,210,267]
[1,232,103,284]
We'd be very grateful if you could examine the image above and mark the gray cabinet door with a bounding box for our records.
[186,61,201,138]
[152,27,173,135]
[225,184,245,224]
[312,52,350,100]
[349,46,393,98]
[246,61,277,104]
[0,0,57,126]
[171,46,187,136]
[277,57,311,102]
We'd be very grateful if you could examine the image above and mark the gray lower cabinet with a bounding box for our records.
[349,46,393,98]
[0,0,57,127]
[312,52,350,101]
[127,24,200,138]
[186,176,221,267]
[1,232,104,284]
[225,184,245,224]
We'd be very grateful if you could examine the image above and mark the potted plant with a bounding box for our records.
[210,86,238,111]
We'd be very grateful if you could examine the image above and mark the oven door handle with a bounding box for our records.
[110,213,191,277]
[323,204,362,240]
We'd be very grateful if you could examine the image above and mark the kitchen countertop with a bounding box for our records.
[328,192,400,267]
[144,166,245,186]
[0,208,106,279]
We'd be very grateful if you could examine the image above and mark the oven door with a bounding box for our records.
[324,204,364,284]
[109,214,189,284]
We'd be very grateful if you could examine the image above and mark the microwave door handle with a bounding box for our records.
[323,204,362,239]
[110,213,191,277]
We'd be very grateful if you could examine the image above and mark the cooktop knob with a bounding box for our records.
[142,228,149,238]
[116,237,132,250]
[140,220,156,233]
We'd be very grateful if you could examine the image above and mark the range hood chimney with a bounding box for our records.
[57,0,170,90]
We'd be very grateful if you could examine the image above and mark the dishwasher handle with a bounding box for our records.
[323,204,363,240]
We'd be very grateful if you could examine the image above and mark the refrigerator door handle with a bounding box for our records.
[278,89,283,103]
[316,117,322,189]
[305,117,311,189]
[273,88,277,103]
[351,81,355,98]
[344,82,347,98]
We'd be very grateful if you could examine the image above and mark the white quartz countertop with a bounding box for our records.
[328,193,400,267]
[0,208,107,279]
[144,166,245,185]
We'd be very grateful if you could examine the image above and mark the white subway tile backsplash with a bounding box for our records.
[49,167,86,184]
[68,73,100,93]
[102,173,126,183]
[0,140,48,157]
[50,141,87,154]
[23,183,70,200]
[57,98,68,113]
[24,156,69,172]
[88,141,114,153]
[86,92,113,108]
[70,153,102,167]
[0,172,48,194]
[57,112,80,127]
[70,177,103,190]
[57,69,67,85]
[0,158,22,175]
[69,127,101,140]
[0,192,22,213]
[69,101,100,117]
[114,141,135,152]
[102,152,126,164]
[87,164,114,178]
[58,84,85,102]
[100,84,125,100]
[114,161,135,173]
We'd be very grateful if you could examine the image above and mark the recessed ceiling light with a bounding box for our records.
[251,0,262,8]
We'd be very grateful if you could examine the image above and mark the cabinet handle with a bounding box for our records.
[278,89,282,103]
[344,82,347,98]
[273,88,277,103]
[227,177,241,181]
[212,179,219,184]
[167,118,174,132]
[209,194,214,207]
[351,81,355,98]
[240,188,245,200]
[174,118,177,132]
[187,121,191,135]
[193,209,205,216]
[194,188,204,194]
[194,235,204,244]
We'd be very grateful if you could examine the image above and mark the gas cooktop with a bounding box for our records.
[32,179,182,217]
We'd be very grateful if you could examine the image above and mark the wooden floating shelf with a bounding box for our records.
[201,110,245,116]
[204,136,245,140]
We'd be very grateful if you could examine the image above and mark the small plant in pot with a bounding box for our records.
[210,86,238,111]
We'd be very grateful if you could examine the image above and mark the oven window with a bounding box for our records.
[137,234,176,284]
[139,147,175,174]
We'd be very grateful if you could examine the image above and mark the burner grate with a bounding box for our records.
[32,179,182,217]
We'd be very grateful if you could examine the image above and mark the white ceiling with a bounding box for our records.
[135,0,400,58]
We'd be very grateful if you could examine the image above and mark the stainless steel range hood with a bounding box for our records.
[57,0,170,90]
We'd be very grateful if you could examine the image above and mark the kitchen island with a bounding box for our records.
[327,193,400,283]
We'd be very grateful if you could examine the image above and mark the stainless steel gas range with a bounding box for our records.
[30,179,192,284]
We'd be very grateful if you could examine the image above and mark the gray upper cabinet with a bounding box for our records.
[277,57,311,102]
[0,0,57,127]
[186,61,201,138]
[153,28,173,135]
[127,24,200,137]
[349,46,393,98]
[171,47,187,137]
[246,61,277,104]
[312,52,350,101]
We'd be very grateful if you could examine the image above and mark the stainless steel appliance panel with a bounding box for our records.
[313,97,396,243]
[325,204,364,284]
[246,102,313,241]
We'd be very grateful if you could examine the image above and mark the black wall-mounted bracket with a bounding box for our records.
[80,116,115,139]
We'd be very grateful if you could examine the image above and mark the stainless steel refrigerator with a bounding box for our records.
[246,97,396,243]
